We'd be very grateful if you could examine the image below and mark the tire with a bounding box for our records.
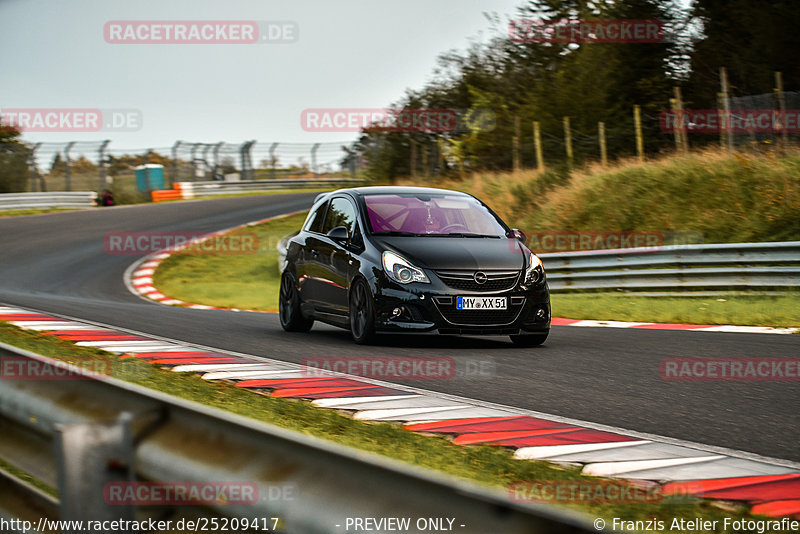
[279,272,313,332]
[349,279,376,344]
[509,331,548,347]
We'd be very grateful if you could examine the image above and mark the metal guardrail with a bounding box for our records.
[0,192,97,211]
[178,178,360,199]
[278,238,800,291]
[0,342,596,534]
[541,241,800,291]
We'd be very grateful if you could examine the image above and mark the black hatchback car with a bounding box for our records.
[279,186,550,345]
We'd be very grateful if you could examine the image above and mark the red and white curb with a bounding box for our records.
[123,210,306,312]
[551,318,798,335]
[2,303,799,518]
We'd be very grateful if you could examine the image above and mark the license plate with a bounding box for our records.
[456,296,507,310]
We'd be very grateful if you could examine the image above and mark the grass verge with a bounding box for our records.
[153,212,308,311]
[0,208,79,218]
[0,321,782,528]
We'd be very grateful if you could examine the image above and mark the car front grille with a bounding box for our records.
[435,270,520,292]
[433,298,524,326]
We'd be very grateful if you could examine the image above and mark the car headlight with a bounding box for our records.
[523,253,545,286]
[382,251,430,284]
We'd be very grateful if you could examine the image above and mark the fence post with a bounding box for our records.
[563,116,573,170]
[533,121,544,171]
[421,141,429,177]
[98,140,110,192]
[171,141,181,185]
[673,86,688,152]
[311,143,320,176]
[513,115,521,172]
[410,139,417,178]
[269,142,279,179]
[241,140,255,180]
[598,122,607,166]
[633,105,644,162]
[717,93,727,149]
[64,142,75,192]
[720,67,733,151]
[30,143,42,192]
[774,71,788,149]
[437,137,446,175]
[212,142,223,179]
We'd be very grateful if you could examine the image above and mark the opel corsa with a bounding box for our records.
[279,186,550,345]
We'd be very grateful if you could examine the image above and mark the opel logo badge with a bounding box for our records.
[473,271,487,284]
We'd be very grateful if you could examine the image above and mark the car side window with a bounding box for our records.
[322,197,357,236]
[305,201,328,233]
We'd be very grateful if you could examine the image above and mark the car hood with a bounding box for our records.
[374,236,526,271]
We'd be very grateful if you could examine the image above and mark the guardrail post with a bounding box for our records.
[64,142,76,192]
[55,413,136,531]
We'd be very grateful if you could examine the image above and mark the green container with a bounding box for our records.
[135,164,165,191]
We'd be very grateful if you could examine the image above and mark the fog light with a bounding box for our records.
[536,308,546,320]
[392,307,403,317]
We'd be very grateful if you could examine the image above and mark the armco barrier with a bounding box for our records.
[277,238,800,291]
[177,178,360,199]
[150,178,360,202]
[0,342,597,533]
[541,241,800,291]
[0,191,97,210]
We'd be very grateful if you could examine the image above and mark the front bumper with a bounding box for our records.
[370,277,550,336]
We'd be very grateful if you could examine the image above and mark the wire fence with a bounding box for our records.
[12,140,360,203]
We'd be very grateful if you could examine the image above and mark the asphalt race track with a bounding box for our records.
[1,193,798,462]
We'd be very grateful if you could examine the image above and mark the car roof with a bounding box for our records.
[316,186,471,202]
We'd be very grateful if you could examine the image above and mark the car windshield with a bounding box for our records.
[364,193,507,237]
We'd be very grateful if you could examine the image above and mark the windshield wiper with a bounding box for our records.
[424,233,501,238]
[373,231,426,237]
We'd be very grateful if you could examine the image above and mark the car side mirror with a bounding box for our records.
[508,229,527,244]
[327,226,349,242]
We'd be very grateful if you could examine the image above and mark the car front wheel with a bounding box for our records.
[349,279,376,344]
[279,272,314,332]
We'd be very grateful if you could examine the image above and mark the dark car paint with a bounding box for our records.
[285,186,550,335]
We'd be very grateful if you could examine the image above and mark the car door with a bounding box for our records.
[312,196,358,316]
[297,200,329,312]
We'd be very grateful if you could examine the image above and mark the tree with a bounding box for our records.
[687,0,800,105]
[0,122,32,193]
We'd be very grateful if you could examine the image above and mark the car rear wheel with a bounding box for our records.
[510,332,548,347]
[349,279,376,344]
[279,272,313,332]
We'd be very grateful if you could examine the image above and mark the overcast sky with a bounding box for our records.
[2,0,523,151]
